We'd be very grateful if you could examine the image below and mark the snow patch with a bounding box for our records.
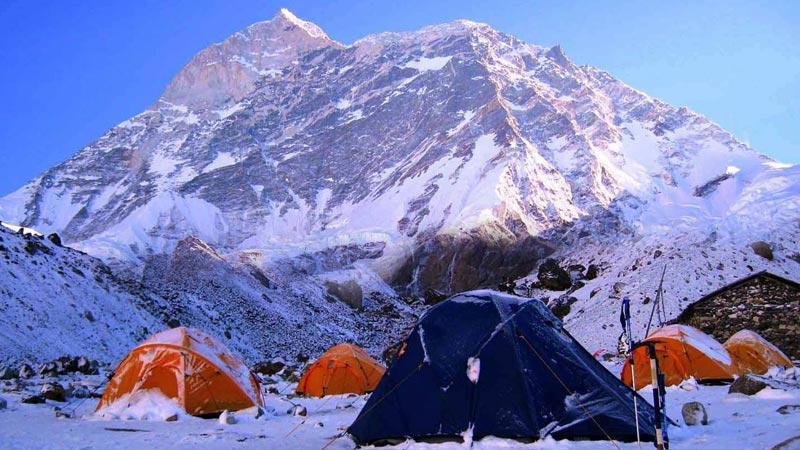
[402,56,452,72]
[466,357,480,384]
[94,389,186,422]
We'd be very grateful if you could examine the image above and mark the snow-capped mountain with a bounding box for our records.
[1,9,797,354]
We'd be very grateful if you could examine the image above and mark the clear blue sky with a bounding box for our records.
[1,0,798,196]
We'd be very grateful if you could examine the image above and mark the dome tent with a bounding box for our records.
[724,329,793,376]
[97,327,264,417]
[296,343,385,397]
[348,290,661,445]
[621,324,735,390]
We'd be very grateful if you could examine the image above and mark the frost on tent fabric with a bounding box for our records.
[348,290,665,446]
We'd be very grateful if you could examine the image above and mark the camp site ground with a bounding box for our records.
[0,362,799,450]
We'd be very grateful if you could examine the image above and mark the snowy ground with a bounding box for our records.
[1,372,799,450]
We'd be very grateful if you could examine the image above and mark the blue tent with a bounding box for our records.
[348,290,663,445]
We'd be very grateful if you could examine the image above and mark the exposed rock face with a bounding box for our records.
[162,9,340,109]
[678,272,800,359]
[394,230,552,296]
[324,280,363,308]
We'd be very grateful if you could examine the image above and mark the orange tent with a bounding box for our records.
[621,324,736,390]
[97,327,264,416]
[296,343,385,397]
[724,329,793,376]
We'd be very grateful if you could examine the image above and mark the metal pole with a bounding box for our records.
[621,298,642,448]
[646,343,665,450]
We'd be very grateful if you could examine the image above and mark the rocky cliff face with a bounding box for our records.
[1,10,798,354]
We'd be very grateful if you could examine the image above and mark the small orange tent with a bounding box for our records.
[724,329,793,376]
[296,343,385,397]
[621,324,736,390]
[97,327,264,416]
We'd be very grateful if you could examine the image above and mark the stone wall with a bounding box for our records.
[678,274,800,359]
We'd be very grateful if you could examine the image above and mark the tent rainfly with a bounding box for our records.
[348,290,663,446]
[97,327,264,416]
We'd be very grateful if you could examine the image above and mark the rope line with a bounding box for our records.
[518,334,621,450]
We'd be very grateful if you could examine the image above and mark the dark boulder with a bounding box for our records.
[537,259,571,291]
[21,394,46,404]
[728,373,768,395]
[18,364,34,379]
[586,264,599,280]
[777,404,800,415]
[253,359,286,377]
[549,295,577,319]
[0,366,16,380]
[423,289,448,305]
[47,233,62,247]
[750,241,774,261]
[40,382,67,402]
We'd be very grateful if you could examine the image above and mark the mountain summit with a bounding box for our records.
[1,10,798,353]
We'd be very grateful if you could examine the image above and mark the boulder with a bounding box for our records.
[218,410,236,425]
[750,241,774,261]
[537,259,571,291]
[21,394,46,404]
[729,373,769,396]
[423,289,449,305]
[324,280,363,308]
[0,366,16,380]
[771,435,800,450]
[681,401,708,426]
[40,382,67,402]
[549,295,577,319]
[165,414,179,422]
[46,233,62,247]
[18,364,34,379]
[253,359,286,377]
[75,356,92,374]
[0,396,6,410]
[38,362,59,377]
[585,264,599,280]
[288,405,307,416]
[70,385,92,399]
[777,405,800,415]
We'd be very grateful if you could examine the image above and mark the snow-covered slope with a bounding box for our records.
[0,222,416,364]
[0,224,166,363]
[0,10,797,356]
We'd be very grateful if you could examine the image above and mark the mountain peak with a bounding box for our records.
[270,8,330,40]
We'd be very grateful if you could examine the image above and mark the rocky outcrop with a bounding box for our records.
[324,280,363,308]
[392,227,552,296]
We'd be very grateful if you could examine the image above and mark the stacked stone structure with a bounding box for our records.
[678,272,800,359]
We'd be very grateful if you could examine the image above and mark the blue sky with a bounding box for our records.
[0,0,797,196]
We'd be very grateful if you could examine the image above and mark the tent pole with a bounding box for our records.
[621,298,642,448]
[645,342,667,450]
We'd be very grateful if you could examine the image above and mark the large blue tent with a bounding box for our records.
[348,290,663,445]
